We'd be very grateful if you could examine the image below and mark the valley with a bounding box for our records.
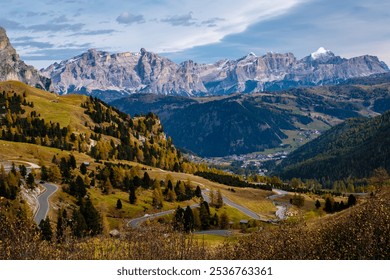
[0,25,389,261]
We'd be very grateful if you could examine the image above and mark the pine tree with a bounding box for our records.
[195,185,202,198]
[129,183,136,204]
[71,209,87,238]
[40,165,49,181]
[199,201,210,230]
[347,194,357,207]
[142,172,151,189]
[39,217,53,241]
[56,209,65,243]
[69,154,77,169]
[183,206,194,233]
[80,198,102,236]
[173,206,185,231]
[75,175,87,198]
[80,163,87,175]
[18,165,27,178]
[116,199,122,209]
[324,197,334,213]
[26,173,35,189]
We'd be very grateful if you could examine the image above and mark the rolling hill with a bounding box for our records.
[0,80,183,170]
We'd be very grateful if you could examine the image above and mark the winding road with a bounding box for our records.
[128,189,265,229]
[34,182,58,224]
[269,189,289,220]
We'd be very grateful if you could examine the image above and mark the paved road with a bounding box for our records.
[128,189,265,229]
[221,195,262,220]
[128,203,202,228]
[268,189,289,220]
[34,182,58,224]
[194,230,232,237]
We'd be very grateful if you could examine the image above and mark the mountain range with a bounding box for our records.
[111,76,390,157]
[40,46,389,101]
[2,26,390,158]
[0,25,388,101]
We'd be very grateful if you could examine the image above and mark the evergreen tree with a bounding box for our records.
[69,154,77,169]
[56,209,66,243]
[199,201,210,230]
[183,206,194,233]
[10,162,17,175]
[142,172,151,189]
[195,185,202,198]
[315,199,321,209]
[59,157,70,181]
[116,199,122,209]
[26,173,35,188]
[19,165,27,178]
[71,209,87,238]
[39,217,53,241]
[211,213,219,226]
[347,194,357,207]
[40,165,49,181]
[129,184,136,204]
[324,197,334,213]
[173,206,185,231]
[80,163,87,175]
[80,198,102,236]
[75,175,87,198]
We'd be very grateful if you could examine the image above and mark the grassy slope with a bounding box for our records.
[0,81,91,132]
[0,81,262,230]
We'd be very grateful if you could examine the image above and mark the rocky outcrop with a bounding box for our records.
[0,27,52,91]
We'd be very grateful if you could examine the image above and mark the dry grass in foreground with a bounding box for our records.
[1,187,389,260]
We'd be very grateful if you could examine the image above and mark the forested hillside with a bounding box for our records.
[0,81,183,171]
[277,110,390,180]
[111,78,390,157]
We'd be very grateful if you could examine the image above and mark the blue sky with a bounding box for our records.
[1,0,389,69]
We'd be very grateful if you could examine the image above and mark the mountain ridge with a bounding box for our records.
[41,46,389,100]
[111,77,390,157]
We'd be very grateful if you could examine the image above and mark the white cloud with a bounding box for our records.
[109,0,306,53]
[1,0,307,66]
[116,12,145,25]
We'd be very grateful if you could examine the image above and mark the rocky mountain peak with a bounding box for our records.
[0,27,12,51]
[39,40,389,99]
[0,26,52,91]
[140,48,147,55]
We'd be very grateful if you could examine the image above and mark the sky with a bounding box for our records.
[1,0,389,69]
